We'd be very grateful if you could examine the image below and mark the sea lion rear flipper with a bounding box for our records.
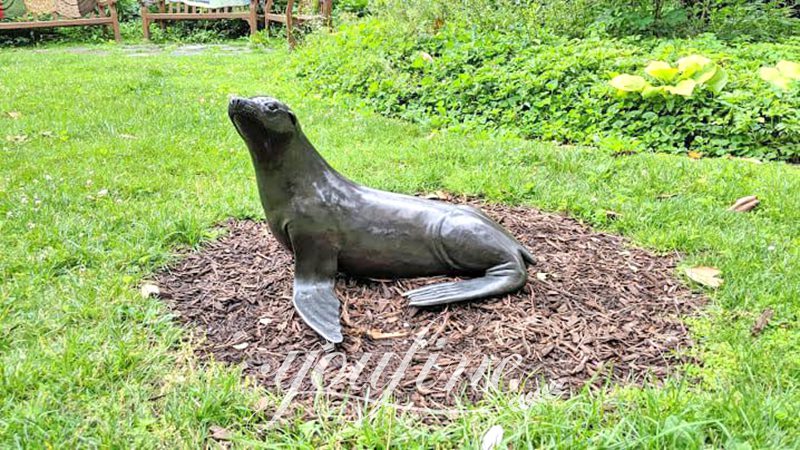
[291,237,343,343]
[403,261,527,307]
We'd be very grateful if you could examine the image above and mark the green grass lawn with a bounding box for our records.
[1,44,799,448]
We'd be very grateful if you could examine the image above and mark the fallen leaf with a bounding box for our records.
[118,134,137,140]
[420,51,434,62]
[536,272,548,282]
[481,425,504,450]
[253,396,271,412]
[685,266,723,288]
[605,210,621,220]
[6,111,21,119]
[140,283,160,298]
[725,155,762,164]
[751,308,774,336]
[258,317,272,325]
[424,190,452,201]
[209,425,232,441]
[40,131,55,138]
[687,150,702,159]
[728,195,759,212]
[5,135,28,144]
[96,189,109,197]
[367,329,408,340]
[232,342,250,350]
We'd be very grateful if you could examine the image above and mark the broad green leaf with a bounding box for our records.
[760,67,791,91]
[694,65,717,85]
[641,85,668,98]
[609,74,649,92]
[644,61,678,82]
[665,79,696,97]
[706,68,728,94]
[677,55,711,77]
[776,60,800,80]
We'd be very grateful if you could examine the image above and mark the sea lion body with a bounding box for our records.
[268,184,531,279]
[229,96,534,343]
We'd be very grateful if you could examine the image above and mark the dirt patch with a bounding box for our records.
[154,198,701,412]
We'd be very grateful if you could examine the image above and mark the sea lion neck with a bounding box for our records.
[250,130,350,211]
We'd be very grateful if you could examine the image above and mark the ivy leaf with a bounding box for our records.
[644,61,678,82]
[665,79,696,97]
[760,67,791,91]
[776,60,800,80]
[610,74,649,92]
[677,55,711,77]
[410,54,426,69]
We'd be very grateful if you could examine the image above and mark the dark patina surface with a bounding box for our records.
[228,96,534,343]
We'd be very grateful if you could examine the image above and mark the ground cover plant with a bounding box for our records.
[1,44,800,447]
[294,9,800,161]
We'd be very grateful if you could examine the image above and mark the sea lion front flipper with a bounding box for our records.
[291,237,343,343]
[403,261,527,307]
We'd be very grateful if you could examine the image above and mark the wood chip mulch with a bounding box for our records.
[154,199,703,412]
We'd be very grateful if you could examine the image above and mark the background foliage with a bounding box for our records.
[293,1,800,160]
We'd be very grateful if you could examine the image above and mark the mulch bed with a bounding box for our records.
[153,198,702,414]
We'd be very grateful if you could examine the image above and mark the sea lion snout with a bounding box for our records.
[228,96,298,142]
[229,96,292,117]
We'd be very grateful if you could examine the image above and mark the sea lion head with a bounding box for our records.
[228,96,299,152]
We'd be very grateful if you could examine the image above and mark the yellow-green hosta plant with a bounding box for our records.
[609,54,728,99]
[759,60,800,91]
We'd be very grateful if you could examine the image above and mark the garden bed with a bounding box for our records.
[154,198,702,413]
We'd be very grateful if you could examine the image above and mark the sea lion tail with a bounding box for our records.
[520,246,535,266]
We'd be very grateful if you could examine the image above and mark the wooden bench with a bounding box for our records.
[264,0,331,47]
[140,0,259,39]
[0,0,121,41]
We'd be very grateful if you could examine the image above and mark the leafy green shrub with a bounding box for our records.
[336,0,369,15]
[699,0,800,42]
[370,0,799,40]
[595,0,693,37]
[115,0,141,21]
[294,19,800,160]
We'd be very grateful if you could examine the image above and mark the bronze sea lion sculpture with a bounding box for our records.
[228,96,535,343]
